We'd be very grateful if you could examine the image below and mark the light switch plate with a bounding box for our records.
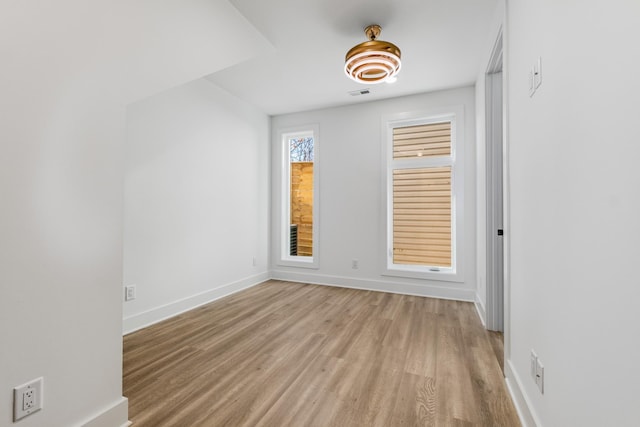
[529,68,536,97]
[530,349,538,379]
[534,57,542,89]
[535,358,544,394]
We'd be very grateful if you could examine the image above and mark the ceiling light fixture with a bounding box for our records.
[344,25,401,85]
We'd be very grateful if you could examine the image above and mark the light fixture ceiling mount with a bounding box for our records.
[344,24,401,84]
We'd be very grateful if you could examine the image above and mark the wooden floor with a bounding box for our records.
[123,280,520,426]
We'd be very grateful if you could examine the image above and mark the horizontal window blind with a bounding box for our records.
[393,122,451,159]
[393,167,452,267]
[392,120,453,268]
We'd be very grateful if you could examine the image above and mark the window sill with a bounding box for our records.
[277,257,319,270]
[382,266,464,283]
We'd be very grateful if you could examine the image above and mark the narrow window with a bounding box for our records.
[280,127,319,267]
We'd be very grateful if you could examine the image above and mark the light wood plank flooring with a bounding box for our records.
[123,280,520,426]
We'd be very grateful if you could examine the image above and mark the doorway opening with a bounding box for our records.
[485,31,504,332]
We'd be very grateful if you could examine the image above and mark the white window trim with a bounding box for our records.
[381,106,465,283]
[277,125,320,269]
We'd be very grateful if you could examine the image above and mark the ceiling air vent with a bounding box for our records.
[348,89,370,96]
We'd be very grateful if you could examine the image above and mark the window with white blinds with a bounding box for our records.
[393,122,451,159]
[385,110,463,281]
[393,166,452,267]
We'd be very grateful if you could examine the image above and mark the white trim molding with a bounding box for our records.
[123,272,270,334]
[381,106,466,283]
[271,270,475,301]
[276,124,320,269]
[474,295,487,327]
[504,360,540,427]
[80,397,130,427]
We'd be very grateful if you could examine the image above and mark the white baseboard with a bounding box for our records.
[80,396,129,427]
[474,295,487,326]
[271,270,475,301]
[123,272,270,335]
[504,359,540,427]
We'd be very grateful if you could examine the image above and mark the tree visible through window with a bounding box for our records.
[290,137,314,162]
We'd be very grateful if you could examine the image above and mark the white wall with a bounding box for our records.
[506,0,640,425]
[271,87,477,300]
[0,1,270,426]
[123,79,270,333]
[0,32,128,427]
[0,80,127,427]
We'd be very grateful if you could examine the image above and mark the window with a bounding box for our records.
[393,165,452,267]
[279,126,319,268]
[384,109,464,281]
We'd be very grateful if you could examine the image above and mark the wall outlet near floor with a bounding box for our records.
[530,349,544,394]
[14,377,43,421]
[351,259,359,269]
[125,285,136,301]
[252,256,257,267]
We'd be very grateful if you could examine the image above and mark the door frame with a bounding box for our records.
[485,28,505,332]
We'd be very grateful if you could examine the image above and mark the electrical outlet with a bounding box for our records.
[252,256,257,267]
[125,285,136,301]
[530,349,538,379]
[351,259,359,269]
[14,377,43,421]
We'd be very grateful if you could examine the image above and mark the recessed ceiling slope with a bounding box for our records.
[206,0,499,115]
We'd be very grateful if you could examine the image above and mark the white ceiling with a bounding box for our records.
[205,0,499,115]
